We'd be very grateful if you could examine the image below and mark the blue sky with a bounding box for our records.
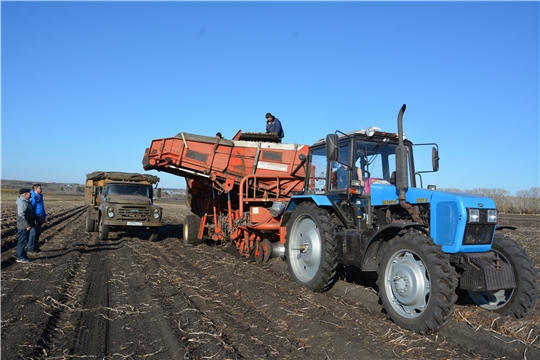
[2,1,538,195]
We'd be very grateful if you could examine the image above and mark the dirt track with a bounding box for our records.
[2,199,540,359]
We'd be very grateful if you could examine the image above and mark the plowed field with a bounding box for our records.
[2,197,539,359]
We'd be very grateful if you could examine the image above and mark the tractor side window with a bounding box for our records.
[330,145,351,190]
[307,148,327,194]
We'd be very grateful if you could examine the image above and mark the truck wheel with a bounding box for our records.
[377,231,457,334]
[148,228,160,242]
[466,233,538,318]
[98,216,109,240]
[182,215,202,245]
[285,202,338,292]
[85,209,95,232]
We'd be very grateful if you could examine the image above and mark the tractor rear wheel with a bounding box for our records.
[466,233,538,318]
[377,231,457,334]
[285,202,338,292]
[182,214,203,245]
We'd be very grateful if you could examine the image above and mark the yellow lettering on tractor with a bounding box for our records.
[382,200,399,205]
[416,198,429,203]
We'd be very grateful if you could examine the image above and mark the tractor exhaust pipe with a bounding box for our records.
[396,104,408,200]
[396,104,424,224]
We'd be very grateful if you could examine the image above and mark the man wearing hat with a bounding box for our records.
[265,112,285,142]
[16,188,36,263]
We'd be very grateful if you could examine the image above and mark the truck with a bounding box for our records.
[85,171,162,241]
[142,105,538,334]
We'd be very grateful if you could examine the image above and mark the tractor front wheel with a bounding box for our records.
[466,233,538,318]
[377,231,457,334]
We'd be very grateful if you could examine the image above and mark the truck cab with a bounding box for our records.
[85,172,162,242]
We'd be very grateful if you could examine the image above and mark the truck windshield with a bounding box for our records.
[105,184,150,197]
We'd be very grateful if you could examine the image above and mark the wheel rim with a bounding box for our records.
[384,250,431,318]
[466,249,513,310]
[183,222,190,240]
[467,289,512,310]
[288,214,322,283]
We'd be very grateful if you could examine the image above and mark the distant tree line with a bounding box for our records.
[440,187,540,215]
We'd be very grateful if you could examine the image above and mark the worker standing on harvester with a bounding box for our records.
[265,112,285,142]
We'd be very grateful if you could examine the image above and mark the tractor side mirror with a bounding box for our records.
[326,134,339,162]
[432,146,440,172]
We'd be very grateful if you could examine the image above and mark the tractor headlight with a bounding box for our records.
[153,208,161,219]
[487,209,498,223]
[366,127,380,137]
[468,209,480,223]
[107,207,115,218]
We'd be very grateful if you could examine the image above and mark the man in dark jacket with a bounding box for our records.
[265,112,285,142]
[16,188,36,263]
[28,183,46,253]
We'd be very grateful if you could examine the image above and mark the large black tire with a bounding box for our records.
[377,231,458,334]
[466,233,538,318]
[182,215,203,245]
[98,216,109,240]
[85,209,95,232]
[148,227,160,242]
[285,202,338,292]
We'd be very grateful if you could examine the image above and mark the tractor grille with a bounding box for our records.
[118,207,151,221]
[463,224,495,245]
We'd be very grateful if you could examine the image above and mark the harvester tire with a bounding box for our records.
[466,233,538,318]
[85,209,95,232]
[377,231,457,334]
[182,215,202,245]
[148,227,160,242]
[285,202,338,292]
[98,216,109,240]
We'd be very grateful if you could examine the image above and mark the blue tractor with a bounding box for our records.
[283,104,538,333]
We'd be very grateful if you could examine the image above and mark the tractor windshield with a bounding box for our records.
[354,139,398,184]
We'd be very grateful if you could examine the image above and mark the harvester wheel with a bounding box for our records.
[377,231,457,334]
[148,227,160,242]
[254,242,264,263]
[85,209,95,232]
[466,233,538,318]
[285,202,338,292]
[98,216,109,240]
[182,215,203,245]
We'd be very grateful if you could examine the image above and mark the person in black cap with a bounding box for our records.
[216,132,222,138]
[16,188,36,263]
[265,112,285,142]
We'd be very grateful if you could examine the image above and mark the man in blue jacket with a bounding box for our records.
[265,112,285,142]
[28,183,47,253]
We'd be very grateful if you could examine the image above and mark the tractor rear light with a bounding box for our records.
[468,209,480,223]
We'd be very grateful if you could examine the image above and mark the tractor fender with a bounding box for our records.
[281,195,333,227]
[362,222,428,271]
